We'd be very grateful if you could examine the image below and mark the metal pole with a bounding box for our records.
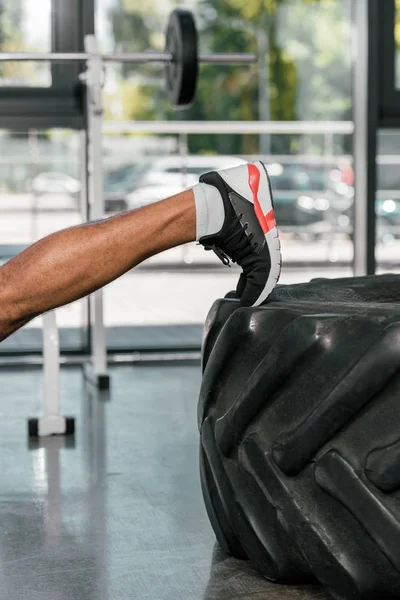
[178,132,189,189]
[105,52,257,64]
[0,52,90,61]
[257,20,271,156]
[85,35,108,382]
[0,51,257,64]
[200,53,257,63]
[39,311,67,437]
[79,130,90,353]
[353,0,378,276]
[103,121,354,135]
[79,130,89,224]
[178,133,192,264]
[28,129,40,242]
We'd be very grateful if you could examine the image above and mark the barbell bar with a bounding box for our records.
[0,51,256,64]
[108,52,256,64]
[0,9,256,108]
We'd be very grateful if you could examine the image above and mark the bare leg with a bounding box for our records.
[0,190,195,342]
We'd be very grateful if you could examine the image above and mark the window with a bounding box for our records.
[0,0,94,130]
[0,0,52,87]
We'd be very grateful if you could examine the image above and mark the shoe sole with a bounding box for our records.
[247,162,282,306]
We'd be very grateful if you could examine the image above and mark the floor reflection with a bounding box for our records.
[0,371,110,600]
[0,365,333,599]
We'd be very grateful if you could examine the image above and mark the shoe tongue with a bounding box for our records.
[198,232,223,247]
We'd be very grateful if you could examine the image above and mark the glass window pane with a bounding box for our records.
[0,129,87,354]
[0,0,52,87]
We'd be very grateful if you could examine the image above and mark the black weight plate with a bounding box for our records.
[165,9,198,107]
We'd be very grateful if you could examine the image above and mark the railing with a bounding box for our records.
[3,120,400,205]
[102,120,354,134]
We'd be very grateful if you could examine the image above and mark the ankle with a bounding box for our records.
[141,189,196,255]
[168,189,196,243]
[192,182,225,240]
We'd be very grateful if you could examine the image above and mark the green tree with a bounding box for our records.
[175,0,301,153]
[105,0,352,156]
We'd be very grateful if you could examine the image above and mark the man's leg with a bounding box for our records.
[0,161,281,342]
[0,190,195,341]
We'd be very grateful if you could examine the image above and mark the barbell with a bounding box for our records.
[0,9,256,108]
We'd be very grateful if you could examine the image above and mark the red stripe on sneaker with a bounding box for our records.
[265,209,276,232]
[248,164,275,234]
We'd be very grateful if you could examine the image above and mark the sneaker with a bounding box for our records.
[199,161,281,307]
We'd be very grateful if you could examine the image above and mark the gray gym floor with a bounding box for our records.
[0,364,329,600]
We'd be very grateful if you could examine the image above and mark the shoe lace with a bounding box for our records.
[203,214,257,267]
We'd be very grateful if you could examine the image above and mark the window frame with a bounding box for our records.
[0,0,94,130]
[379,0,400,126]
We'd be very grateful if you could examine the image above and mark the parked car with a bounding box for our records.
[107,157,355,236]
[31,172,81,197]
[265,161,355,236]
[297,161,400,243]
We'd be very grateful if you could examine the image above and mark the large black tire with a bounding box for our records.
[199,275,400,600]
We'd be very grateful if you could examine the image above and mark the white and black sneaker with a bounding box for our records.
[199,161,281,306]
